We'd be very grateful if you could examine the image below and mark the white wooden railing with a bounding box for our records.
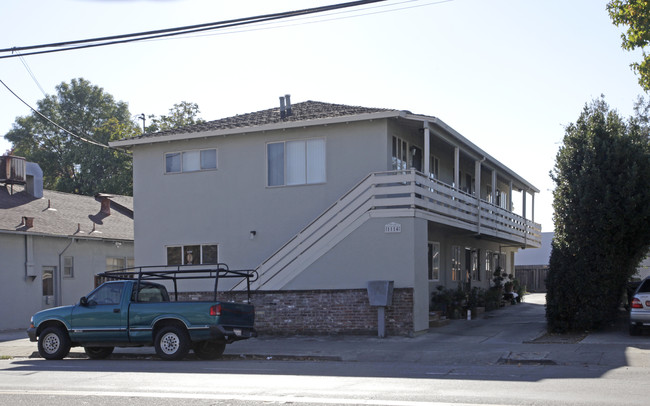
[250,169,541,290]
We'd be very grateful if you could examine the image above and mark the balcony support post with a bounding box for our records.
[454,147,459,190]
[475,159,483,234]
[423,122,430,176]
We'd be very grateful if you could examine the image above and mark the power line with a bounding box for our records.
[0,0,387,59]
[0,77,129,154]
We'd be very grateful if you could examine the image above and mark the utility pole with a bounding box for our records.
[138,114,146,134]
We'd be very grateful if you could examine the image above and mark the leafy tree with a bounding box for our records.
[546,97,650,332]
[608,1,650,91]
[4,78,136,195]
[145,101,204,133]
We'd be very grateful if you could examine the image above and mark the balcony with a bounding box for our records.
[372,170,542,248]
[252,169,541,290]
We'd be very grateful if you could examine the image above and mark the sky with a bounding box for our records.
[0,0,644,233]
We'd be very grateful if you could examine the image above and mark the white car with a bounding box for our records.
[629,277,650,335]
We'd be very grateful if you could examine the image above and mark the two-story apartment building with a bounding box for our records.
[111,97,541,336]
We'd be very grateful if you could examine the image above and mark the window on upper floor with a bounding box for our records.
[391,136,408,171]
[165,149,217,174]
[267,139,326,187]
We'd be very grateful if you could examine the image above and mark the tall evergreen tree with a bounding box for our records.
[546,97,650,332]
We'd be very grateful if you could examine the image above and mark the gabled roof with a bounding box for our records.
[112,101,397,145]
[0,185,133,241]
[109,98,538,193]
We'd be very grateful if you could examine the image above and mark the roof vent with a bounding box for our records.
[285,94,292,116]
[100,197,111,215]
[22,216,34,229]
[279,96,286,119]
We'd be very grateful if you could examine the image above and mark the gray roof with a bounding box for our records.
[0,185,133,241]
[128,101,393,141]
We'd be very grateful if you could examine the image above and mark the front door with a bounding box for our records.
[41,267,55,309]
[70,282,129,343]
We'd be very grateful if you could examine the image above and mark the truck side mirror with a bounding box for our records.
[80,297,88,306]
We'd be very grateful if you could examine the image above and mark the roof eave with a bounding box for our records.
[109,110,404,148]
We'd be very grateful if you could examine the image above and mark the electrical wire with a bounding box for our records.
[0,77,128,153]
[0,0,387,59]
[177,0,454,42]
[16,52,47,97]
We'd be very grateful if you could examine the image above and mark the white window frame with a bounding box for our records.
[451,245,461,282]
[165,148,217,174]
[391,136,409,171]
[63,256,74,278]
[266,138,326,187]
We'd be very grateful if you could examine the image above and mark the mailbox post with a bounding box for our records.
[366,280,394,338]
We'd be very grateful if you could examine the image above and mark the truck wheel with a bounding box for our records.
[193,341,226,360]
[84,347,114,359]
[38,326,71,360]
[155,326,190,361]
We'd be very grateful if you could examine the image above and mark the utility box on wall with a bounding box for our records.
[367,280,394,338]
[367,280,394,306]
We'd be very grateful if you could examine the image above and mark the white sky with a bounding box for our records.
[0,0,643,232]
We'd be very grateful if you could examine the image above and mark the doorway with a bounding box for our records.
[42,267,56,308]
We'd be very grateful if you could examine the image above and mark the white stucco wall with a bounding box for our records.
[0,232,133,330]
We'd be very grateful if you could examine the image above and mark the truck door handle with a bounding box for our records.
[113,308,120,313]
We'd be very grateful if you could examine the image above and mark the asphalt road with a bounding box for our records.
[2,293,650,405]
[1,357,649,406]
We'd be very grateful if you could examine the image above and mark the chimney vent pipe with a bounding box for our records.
[279,96,286,119]
[285,94,292,116]
[100,197,111,215]
[23,216,34,228]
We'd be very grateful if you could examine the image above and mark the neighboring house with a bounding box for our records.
[515,232,650,293]
[515,231,552,292]
[111,97,541,336]
[0,156,134,330]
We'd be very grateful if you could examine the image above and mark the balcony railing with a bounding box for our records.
[372,170,541,248]
[250,169,541,290]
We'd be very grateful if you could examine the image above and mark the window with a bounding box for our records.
[167,244,218,265]
[106,257,134,272]
[165,149,217,174]
[392,136,408,170]
[428,242,440,281]
[267,139,326,186]
[485,250,492,282]
[63,256,74,278]
[471,249,479,281]
[87,282,125,305]
[42,268,53,297]
[429,155,439,179]
[496,189,508,210]
[451,245,461,281]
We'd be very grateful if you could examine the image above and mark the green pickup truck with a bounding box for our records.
[27,265,257,361]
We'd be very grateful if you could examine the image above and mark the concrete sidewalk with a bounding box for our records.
[3,293,650,367]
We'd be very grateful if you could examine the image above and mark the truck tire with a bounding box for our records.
[84,346,115,359]
[38,326,71,360]
[193,341,226,360]
[155,326,190,361]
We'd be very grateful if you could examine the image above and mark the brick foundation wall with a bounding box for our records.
[178,288,414,336]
